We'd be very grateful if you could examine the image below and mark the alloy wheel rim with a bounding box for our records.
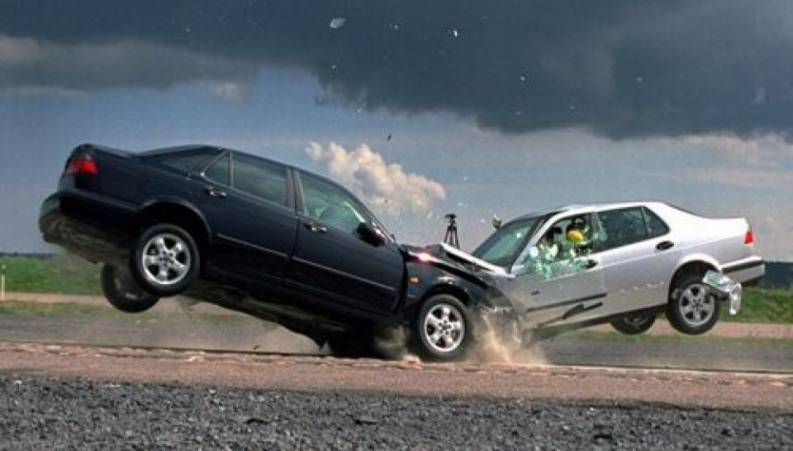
[141,233,191,287]
[423,303,465,353]
[679,283,715,327]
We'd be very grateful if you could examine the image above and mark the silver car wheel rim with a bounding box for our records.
[679,283,715,327]
[423,303,465,353]
[141,233,191,287]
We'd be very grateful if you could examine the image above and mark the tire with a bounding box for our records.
[412,294,473,361]
[130,223,200,296]
[610,310,656,335]
[327,327,405,360]
[666,274,720,335]
[327,335,379,359]
[101,264,160,313]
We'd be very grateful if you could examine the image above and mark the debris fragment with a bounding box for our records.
[329,17,347,29]
[703,270,743,315]
[235,415,269,425]
[353,415,379,425]
[450,28,460,38]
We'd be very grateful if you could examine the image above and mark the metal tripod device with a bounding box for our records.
[443,213,460,249]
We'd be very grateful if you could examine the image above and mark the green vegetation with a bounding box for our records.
[0,255,791,323]
[732,287,793,324]
[0,255,101,295]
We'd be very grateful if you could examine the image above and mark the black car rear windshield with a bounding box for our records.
[472,216,544,267]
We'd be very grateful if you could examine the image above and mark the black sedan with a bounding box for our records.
[40,144,498,360]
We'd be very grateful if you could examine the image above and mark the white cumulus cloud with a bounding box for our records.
[306,142,446,216]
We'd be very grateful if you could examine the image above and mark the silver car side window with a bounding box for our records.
[515,213,598,280]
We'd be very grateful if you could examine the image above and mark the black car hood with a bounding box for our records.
[400,243,511,285]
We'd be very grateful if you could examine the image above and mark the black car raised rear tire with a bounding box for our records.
[412,294,473,362]
[130,223,200,297]
[101,264,160,313]
[667,274,720,335]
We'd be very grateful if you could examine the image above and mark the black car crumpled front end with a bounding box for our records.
[400,243,518,317]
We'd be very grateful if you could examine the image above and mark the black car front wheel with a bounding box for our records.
[413,294,473,361]
[101,264,160,313]
[130,223,200,296]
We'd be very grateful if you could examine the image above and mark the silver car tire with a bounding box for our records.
[667,274,721,335]
[611,310,657,335]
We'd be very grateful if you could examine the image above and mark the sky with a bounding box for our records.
[0,1,791,260]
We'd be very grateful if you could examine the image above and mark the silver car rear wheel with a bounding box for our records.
[678,283,716,327]
[667,274,720,335]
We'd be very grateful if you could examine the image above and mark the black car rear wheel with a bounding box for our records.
[413,294,473,361]
[101,264,160,313]
[130,223,199,296]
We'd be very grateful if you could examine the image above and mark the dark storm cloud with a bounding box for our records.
[2,0,793,138]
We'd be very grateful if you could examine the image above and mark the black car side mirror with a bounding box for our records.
[356,222,386,246]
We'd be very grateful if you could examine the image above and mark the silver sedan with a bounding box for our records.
[460,202,764,337]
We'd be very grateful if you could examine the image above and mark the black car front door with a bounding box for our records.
[287,171,404,313]
[194,152,298,283]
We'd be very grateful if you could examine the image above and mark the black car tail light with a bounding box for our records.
[65,155,98,176]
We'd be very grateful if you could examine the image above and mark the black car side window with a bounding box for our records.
[595,207,649,251]
[300,173,371,234]
[149,148,222,174]
[204,153,230,186]
[232,153,288,206]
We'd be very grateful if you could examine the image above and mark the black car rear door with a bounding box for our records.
[193,151,298,282]
[287,171,404,313]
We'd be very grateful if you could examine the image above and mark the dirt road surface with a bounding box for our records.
[1,341,791,411]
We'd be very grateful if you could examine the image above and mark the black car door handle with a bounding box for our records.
[583,259,598,269]
[304,222,328,233]
[656,240,674,251]
[205,186,227,198]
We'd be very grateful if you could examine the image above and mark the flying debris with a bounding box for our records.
[329,17,347,29]
[386,133,392,141]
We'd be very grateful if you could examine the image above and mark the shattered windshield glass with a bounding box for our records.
[472,217,543,267]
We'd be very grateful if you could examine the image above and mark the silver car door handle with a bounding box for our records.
[205,186,227,198]
[304,222,328,233]
[656,240,674,251]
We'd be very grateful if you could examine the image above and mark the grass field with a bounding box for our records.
[0,255,101,295]
[1,255,791,323]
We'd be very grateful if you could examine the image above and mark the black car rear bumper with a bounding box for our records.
[39,190,138,265]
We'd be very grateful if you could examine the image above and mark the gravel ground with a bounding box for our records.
[1,375,790,450]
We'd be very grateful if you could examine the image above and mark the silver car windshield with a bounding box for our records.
[472,216,544,267]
